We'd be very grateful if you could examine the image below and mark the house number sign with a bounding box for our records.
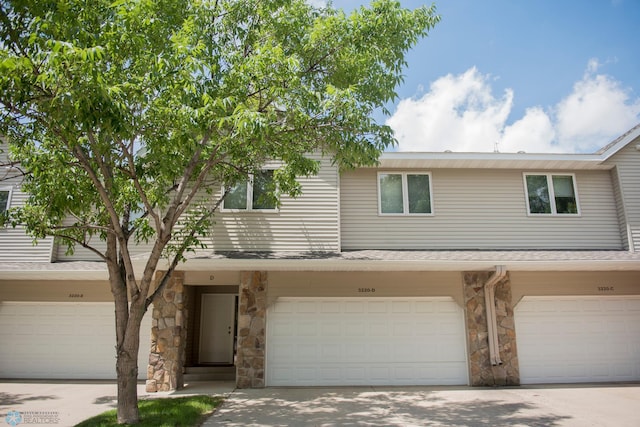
[597,286,614,292]
[68,293,84,298]
[358,288,376,293]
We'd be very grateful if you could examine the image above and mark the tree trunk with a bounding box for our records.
[115,301,145,424]
[112,273,144,424]
[116,340,140,424]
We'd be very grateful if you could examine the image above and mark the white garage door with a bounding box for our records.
[266,297,468,386]
[515,296,640,384]
[0,302,152,380]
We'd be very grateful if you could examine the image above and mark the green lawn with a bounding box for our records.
[75,395,223,427]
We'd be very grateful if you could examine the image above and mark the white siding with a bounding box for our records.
[208,155,340,252]
[54,225,153,261]
[58,156,339,260]
[0,160,54,262]
[605,141,640,251]
[340,168,622,250]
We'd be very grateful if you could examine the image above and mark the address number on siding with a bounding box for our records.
[597,286,615,292]
[358,288,376,293]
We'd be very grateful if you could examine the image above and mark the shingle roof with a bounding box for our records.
[2,250,638,279]
[202,249,640,263]
[596,122,640,155]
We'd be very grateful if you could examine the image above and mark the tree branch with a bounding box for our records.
[50,231,109,261]
[173,135,222,220]
[145,188,229,309]
[114,136,161,231]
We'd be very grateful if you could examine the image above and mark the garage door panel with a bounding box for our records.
[346,322,366,336]
[320,301,340,313]
[369,344,391,361]
[267,297,467,386]
[0,302,151,380]
[295,300,316,313]
[392,322,412,336]
[392,301,411,313]
[415,301,436,313]
[516,296,640,384]
[367,301,387,313]
[369,321,390,336]
[297,321,316,336]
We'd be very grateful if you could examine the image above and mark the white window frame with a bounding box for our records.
[377,172,434,216]
[523,172,581,216]
[0,187,12,213]
[221,170,278,213]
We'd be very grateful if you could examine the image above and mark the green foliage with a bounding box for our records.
[0,1,438,421]
[0,0,439,261]
[74,395,223,427]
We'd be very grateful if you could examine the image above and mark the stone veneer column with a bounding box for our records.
[146,271,187,392]
[236,271,267,388]
[463,271,520,386]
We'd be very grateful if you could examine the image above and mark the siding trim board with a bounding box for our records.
[610,166,630,251]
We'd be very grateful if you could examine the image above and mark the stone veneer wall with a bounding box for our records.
[463,271,520,386]
[236,271,267,388]
[146,271,188,392]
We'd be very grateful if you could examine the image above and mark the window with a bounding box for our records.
[222,170,276,211]
[0,189,10,214]
[378,172,432,215]
[524,173,579,215]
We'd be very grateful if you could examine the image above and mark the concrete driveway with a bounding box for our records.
[204,384,640,427]
[2,381,639,426]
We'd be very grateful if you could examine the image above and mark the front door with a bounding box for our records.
[199,294,236,364]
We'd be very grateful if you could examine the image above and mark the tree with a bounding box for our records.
[0,0,439,423]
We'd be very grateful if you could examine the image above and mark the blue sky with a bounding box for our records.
[326,0,640,153]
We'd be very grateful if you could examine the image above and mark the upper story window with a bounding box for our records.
[222,170,277,211]
[524,173,579,215]
[378,172,433,215]
[0,188,10,214]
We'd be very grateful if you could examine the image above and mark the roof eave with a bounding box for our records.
[2,255,637,281]
[376,152,609,170]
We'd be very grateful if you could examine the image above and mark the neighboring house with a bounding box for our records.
[1,125,639,390]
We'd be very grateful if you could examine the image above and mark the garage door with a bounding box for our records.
[266,297,468,386]
[0,302,152,379]
[515,296,640,384]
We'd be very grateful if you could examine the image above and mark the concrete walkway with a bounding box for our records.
[204,384,640,427]
[0,380,235,426]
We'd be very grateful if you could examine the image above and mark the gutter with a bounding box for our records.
[484,265,507,366]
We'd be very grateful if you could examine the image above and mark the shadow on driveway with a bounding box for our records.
[0,392,59,407]
[206,387,574,426]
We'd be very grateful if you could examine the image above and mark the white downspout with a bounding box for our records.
[485,265,507,366]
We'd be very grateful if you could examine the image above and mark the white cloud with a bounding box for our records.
[501,108,558,153]
[555,68,640,152]
[387,67,512,152]
[388,61,640,153]
[307,0,327,7]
